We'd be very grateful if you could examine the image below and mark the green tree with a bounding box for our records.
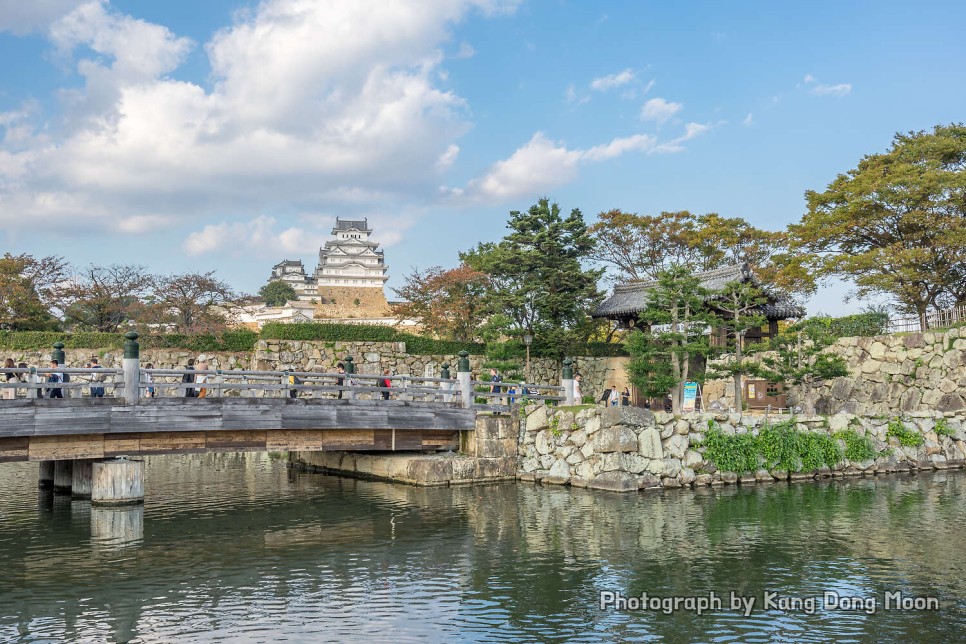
[259,280,298,307]
[460,198,603,357]
[625,266,720,414]
[707,279,768,413]
[790,124,966,324]
[756,319,849,415]
[0,253,66,330]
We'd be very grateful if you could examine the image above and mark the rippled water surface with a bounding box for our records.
[1,454,965,642]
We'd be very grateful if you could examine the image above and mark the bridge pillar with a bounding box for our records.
[344,356,355,400]
[123,331,140,406]
[53,460,73,494]
[71,458,95,499]
[440,363,453,403]
[457,351,472,409]
[38,461,54,488]
[92,458,145,506]
[562,357,575,406]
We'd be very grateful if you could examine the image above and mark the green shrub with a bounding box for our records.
[934,418,954,438]
[886,418,924,447]
[701,428,760,474]
[0,329,259,353]
[833,430,876,462]
[798,312,889,339]
[700,420,844,474]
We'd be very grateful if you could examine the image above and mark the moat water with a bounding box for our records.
[1,454,964,642]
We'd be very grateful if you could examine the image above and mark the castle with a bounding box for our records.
[268,218,393,319]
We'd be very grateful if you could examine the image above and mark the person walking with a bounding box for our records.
[196,361,209,398]
[2,358,16,400]
[380,369,392,400]
[46,360,64,399]
[621,386,630,406]
[89,357,105,398]
[143,363,155,398]
[182,358,197,397]
[336,363,346,399]
[573,373,583,404]
[489,368,503,404]
[608,385,619,407]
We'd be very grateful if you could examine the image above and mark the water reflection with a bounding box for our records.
[0,454,964,642]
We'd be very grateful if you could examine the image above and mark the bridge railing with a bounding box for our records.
[469,380,565,412]
[140,368,459,403]
[0,367,124,398]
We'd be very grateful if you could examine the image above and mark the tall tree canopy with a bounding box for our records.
[790,123,966,321]
[57,264,152,332]
[589,209,807,293]
[461,198,603,355]
[150,272,239,332]
[392,265,489,341]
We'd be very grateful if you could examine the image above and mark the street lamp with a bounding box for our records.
[522,332,533,383]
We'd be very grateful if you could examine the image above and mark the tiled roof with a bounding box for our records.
[594,263,806,320]
[334,218,370,231]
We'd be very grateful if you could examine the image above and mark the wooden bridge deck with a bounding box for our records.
[0,398,475,462]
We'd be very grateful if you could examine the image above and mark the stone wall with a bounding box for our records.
[315,285,391,318]
[519,404,966,493]
[810,327,966,416]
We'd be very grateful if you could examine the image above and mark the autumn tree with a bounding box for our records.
[259,280,298,307]
[625,266,720,414]
[57,264,152,332]
[150,272,239,332]
[0,253,67,330]
[392,265,489,341]
[460,198,603,356]
[790,124,966,324]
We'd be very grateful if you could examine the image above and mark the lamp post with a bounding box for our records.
[522,332,533,383]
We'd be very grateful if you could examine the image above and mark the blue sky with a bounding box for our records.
[1,0,964,315]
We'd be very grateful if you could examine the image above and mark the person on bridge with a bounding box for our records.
[46,360,64,399]
[183,359,197,397]
[380,369,392,400]
[196,361,209,398]
[89,357,105,398]
[336,363,346,399]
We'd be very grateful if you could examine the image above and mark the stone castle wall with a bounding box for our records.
[519,404,966,492]
[315,286,391,318]
[809,327,966,416]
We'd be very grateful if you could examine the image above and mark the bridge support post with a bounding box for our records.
[92,458,144,506]
[38,461,54,488]
[53,460,73,494]
[440,363,452,403]
[562,357,575,406]
[457,351,472,409]
[123,332,140,406]
[72,458,95,499]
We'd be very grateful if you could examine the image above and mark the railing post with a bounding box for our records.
[215,369,224,398]
[562,357,575,406]
[457,351,472,409]
[281,370,289,399]
[440,362,451,403]
[29,367,40,399]
[344,357,355,400]
[123,332,140,406]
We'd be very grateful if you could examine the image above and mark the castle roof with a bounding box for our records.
[332,218,371,234]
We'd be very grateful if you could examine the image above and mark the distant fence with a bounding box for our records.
[887,305,966,334]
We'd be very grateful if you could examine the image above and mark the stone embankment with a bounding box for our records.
[519,404,966,493]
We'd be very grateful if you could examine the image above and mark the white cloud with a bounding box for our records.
[0,0,517,239]
[743,112,754,126]
[456,41,475,58]
[452,123,709,202]
[0,0,87,34]
[802,72,852,97]
[640,97,683,123]
[811,82,852,97]
[590,68,635,91]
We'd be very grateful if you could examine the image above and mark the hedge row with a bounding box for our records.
[0,323,628,358]
[797,312,889,339]
[0,330,260,353]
